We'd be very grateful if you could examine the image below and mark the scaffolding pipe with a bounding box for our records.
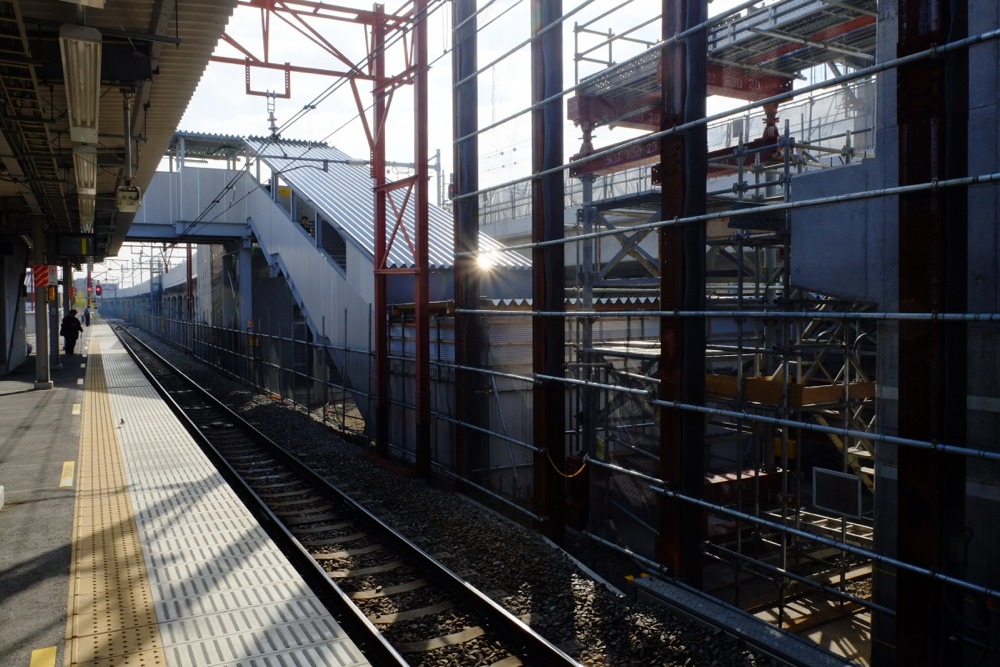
[433,414,543,453]
[649,397,1000,463]
[428,358,1000,464]
[455,0,784,147]
[434,465,545,522]
[704,543,896,617]
[461,169,1000,257]
[435,360,536,385]
[457,307,1000,323]
[647,482,1000,601]
[453,26,1000,203]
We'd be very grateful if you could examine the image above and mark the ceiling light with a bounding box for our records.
[59,24,102,144]
[72,145,98,196]
[59,0,106,7]
[78,194,95,232]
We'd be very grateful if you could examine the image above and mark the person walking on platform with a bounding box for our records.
[83,305,91,327]
[60,309,83,355]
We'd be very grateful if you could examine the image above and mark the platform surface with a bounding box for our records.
[0,322,370,667]
[0,326,88,667]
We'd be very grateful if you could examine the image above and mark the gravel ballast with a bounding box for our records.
[127,324,779,667]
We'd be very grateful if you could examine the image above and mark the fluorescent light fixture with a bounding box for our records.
[72,145,98,196]
[78,194,95,233]
[59,0,106,7]
[59,24,102,144]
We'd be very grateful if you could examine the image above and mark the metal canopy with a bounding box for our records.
[0,0,238,260]
[168,131,247,162]
[247,137,528,270]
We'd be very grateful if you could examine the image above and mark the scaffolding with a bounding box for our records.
[436,1,999,664]
[121,0,1000,663]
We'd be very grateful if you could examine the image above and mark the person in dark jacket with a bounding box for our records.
[60,309,84,355]
[83,306,91,326]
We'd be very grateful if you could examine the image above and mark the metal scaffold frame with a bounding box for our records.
[133,0,1000,663]
[439,1,1000,664]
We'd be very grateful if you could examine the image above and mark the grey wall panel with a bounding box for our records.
[790,162,875,303]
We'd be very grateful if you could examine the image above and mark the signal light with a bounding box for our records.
[95,283,102,296]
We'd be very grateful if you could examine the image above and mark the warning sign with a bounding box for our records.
[33,265,56,287]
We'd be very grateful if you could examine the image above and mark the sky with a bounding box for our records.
[107,0,752,283]
[176,0,751,185]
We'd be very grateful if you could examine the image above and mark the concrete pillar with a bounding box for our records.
[32,220,51,389]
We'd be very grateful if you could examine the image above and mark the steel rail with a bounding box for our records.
[114,326,581,667]
[112,327,408,667]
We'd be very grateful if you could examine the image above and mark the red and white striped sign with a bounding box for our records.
[32,265,54,287]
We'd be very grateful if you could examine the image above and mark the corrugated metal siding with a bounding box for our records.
[246,138,528,269]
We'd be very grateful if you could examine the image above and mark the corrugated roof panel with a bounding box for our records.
[246,138,529,270]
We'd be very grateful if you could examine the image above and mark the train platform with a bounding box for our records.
[0,322,371,667]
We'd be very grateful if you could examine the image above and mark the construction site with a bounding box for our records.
[2,0,998,665]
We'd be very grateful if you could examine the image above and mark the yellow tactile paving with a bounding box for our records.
[30,647,58,667]
[65,338,167,667]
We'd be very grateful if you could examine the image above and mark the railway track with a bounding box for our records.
[116,326,580,667]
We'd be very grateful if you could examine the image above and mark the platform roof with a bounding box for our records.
[0,0,238,260]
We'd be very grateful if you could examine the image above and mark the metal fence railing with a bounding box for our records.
[130,314,371,439]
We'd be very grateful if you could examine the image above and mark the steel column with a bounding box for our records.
[186,243,194,321]
[413,0,431,477]
[373,4,390,457]
[657,0,707,586]
[238,239,254,330]
[452,0,487,478]
[531,0,566,544]
[895,0,968,663]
